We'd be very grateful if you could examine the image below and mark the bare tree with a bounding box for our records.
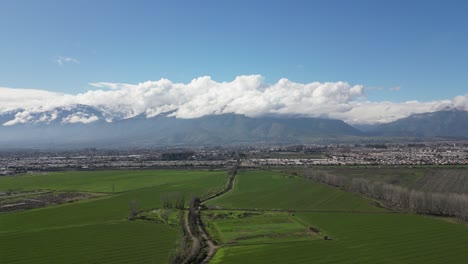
[128,199,139,219]
[161,192,186,209]
[174,192,185,210]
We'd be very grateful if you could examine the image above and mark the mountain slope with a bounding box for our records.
[0,111,362,148]
[366,110,468,138]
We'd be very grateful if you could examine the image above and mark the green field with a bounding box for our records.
[202,210,323,246]
[0,170,226,193]
[211,212,468,264]
[2,221,175,264]
[3,168,468,263]
[207,170,468,264]
[0,169,227,264]
[206,170,384,212]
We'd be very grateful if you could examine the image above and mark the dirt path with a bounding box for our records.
[181,167,238,264]
[198,226,218,263]
[200,168,238,203]
[203,171,237,205]
[199,168,238,263]
[181,211,201,264]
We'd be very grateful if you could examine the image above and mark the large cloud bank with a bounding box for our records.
[0,75,467,124]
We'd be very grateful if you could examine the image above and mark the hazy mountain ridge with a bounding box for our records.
[0,106,467,148]
[0,108,363,148]
[364,110,468,138]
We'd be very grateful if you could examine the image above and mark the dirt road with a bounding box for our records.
[182,167,238,264]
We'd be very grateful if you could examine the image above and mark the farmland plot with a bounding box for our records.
[207,170,468,264]
[0,169,227,264]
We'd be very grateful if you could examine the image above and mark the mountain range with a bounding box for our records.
[363,109,468,138]
[0,105,466,148]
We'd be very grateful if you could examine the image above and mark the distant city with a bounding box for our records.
[2,142,467,176]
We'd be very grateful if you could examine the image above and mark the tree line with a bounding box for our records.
[160,192,186,209]
[304,169,468,221]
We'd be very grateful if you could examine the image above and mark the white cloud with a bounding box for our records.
[55,56,79,66]
[0,75,467,125]
[3,111,34,126]
[0,87,75,111]
[332,100,454,124]
[62,113,99,124]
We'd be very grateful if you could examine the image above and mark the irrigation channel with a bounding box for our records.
[181,166,238,264]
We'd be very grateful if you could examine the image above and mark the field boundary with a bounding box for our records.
[204,207,396,214]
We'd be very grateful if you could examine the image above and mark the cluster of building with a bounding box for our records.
[328,143,468,165]
[1,142,467,175]
[240,142,468,167]
[0,148,235,175]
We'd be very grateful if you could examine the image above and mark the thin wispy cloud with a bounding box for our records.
[55,56,79,66]
[367,86,401,92]
[89,82,134,90]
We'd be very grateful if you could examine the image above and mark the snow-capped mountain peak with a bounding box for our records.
[0,104,113,126]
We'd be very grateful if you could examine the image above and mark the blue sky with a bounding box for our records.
[1,0,467,102]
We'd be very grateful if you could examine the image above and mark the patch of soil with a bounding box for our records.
[239,212,262,218]
[0,192,95,212]
[308,226,321,234]
[205,211,263,220]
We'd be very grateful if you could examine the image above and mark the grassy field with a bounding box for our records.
[202,210,323,246]
[207,170,468,264]
[0,169,227,264]
[211,212,468,264]
[0,169,226,193]
[3,168,468,263]
[1,221,175,264]
[206,170,385,212]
